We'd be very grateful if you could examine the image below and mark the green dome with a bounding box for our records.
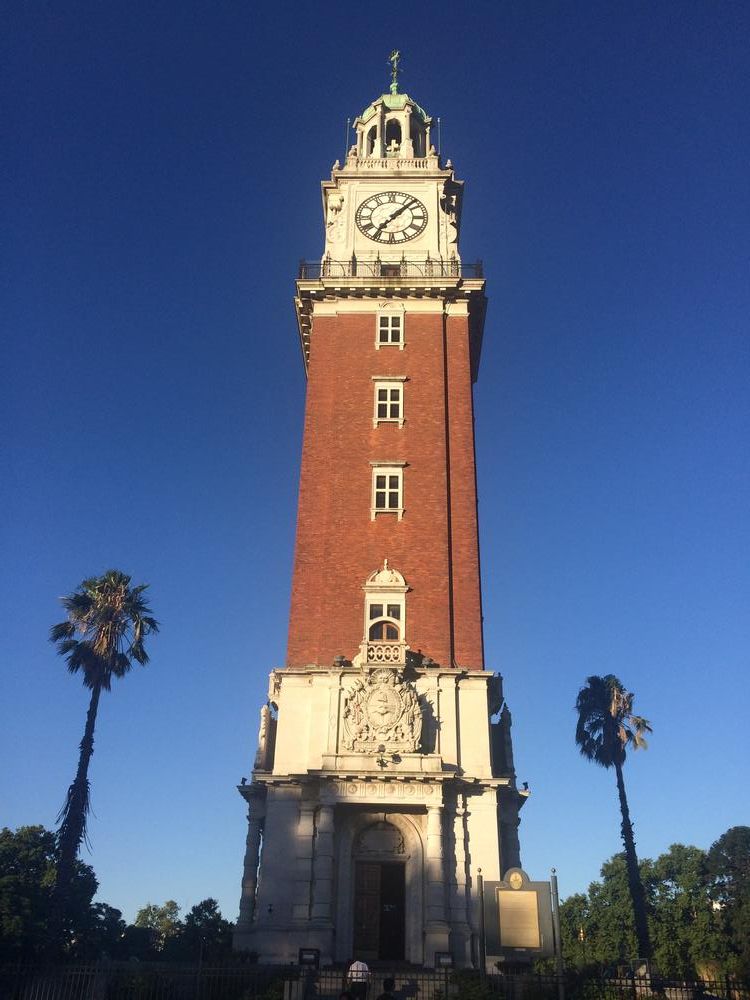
[359,92,431,124]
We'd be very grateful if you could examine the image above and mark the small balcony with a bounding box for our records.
[298,257,483,281]
[359,640,409,667]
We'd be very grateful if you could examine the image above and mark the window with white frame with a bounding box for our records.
[359,560,408,655]
[370,463,405,520]
[377,313,403,349]
[367,600,402,640]
[372,376,406,427]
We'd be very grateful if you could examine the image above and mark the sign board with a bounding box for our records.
[482,869,554,961]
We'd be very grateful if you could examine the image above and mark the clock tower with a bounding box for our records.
[234,62,527,969]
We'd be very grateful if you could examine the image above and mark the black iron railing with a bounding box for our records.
[3,964,747,1000]
[298,257,484,280]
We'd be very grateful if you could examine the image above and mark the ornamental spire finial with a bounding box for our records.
[388,49,401,94]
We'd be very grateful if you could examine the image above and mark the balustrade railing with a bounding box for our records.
[360,639,408,666]
[342,155,437,170]
[298,258,483,280]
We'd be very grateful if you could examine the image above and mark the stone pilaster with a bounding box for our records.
[311,804,335,921]
[237,810,262,928]
[292,803,315,920]
[425,804,450,964]
[448,797,473,965]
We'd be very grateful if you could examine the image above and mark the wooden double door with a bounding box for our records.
[353,861,406,961]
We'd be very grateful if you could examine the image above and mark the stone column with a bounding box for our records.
[292,803,315,920]
[237,810,262,928]
[401,107,414,158]
[449,799,473,965]
[311,805,335,921]
[425,804,450,963]
[426,806,445,921]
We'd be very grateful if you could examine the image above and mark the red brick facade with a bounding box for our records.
[286,302,486,671]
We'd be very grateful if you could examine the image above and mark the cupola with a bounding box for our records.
[352,51,434,160]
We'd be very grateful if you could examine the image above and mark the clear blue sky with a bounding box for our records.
[2,2,748,924]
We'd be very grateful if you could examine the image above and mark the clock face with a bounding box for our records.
[356,191,428,244]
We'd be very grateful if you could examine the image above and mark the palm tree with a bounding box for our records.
[575,674,652,962]
[49,570,159,937]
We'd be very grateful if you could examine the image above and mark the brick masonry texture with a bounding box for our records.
[286,306,486,671]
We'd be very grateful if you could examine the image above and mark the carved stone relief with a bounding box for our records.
[326,191,346,245]
[342,668,421,753]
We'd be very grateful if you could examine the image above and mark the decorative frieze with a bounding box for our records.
[327,779,440,802]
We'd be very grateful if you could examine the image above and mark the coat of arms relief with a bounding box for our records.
[342,668,422,753]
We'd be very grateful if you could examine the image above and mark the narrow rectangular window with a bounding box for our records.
[377,314,403,349]
[370,465,404,520]
[372,378,406,427]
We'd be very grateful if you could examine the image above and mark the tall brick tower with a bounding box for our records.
[235,62,527,969]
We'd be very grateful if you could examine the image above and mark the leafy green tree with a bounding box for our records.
[647,843,728,977]
[179,898,233,961]
[575,675,652,961]
[0,826,97,959]
[559,842,741,977]
[707,826,750,977]
[118,923,154,960]
[134,900,183,952]
[72,903,127,960]
[49,570,159,937]
[557,892,592,970]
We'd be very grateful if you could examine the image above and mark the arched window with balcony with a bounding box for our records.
[356,560,409,667]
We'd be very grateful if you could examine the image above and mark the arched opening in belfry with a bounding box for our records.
[385,118,402,153]
[366,125,377,156]
[410,118,425,157]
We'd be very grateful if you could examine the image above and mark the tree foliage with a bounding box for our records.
[131,897,234,960]
[181,897,234,960]
[0,826,97,960]
[134,900,183,952]
[707,826,750,977]
[1,827,235,964]
[559,836,749,978]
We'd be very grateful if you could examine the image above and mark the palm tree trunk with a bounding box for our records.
[614,757,651,961]
[49,683,101,950]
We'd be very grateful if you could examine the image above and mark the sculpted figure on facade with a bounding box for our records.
[326,190,346,246]
[342,668,422,753]
[254,702,275,770]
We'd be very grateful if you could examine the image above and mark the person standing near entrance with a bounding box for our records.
[347,958,370,999]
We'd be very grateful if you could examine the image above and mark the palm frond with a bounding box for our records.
[51,569,159,690]
[575,673,653,768]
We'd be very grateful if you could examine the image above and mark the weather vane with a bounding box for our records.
[389,49,401,94]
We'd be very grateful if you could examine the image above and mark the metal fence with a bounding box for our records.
[1,965,747,1000]
[297,259,484,280]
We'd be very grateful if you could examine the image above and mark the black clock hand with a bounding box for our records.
[375,200,412,233]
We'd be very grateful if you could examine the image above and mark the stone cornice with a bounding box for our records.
[295,277,486,377]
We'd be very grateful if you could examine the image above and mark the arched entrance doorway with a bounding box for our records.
[353,821,406,960]
[340,815,422,963]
